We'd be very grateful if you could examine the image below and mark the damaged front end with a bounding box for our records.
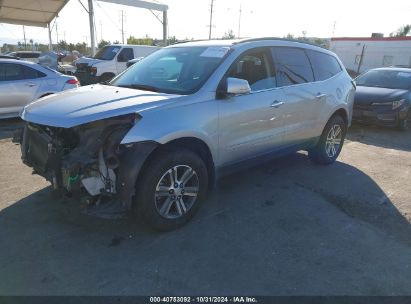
[14,114,157,218]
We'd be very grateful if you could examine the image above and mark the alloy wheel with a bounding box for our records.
[154,165,199,219]
[325,124,343,158]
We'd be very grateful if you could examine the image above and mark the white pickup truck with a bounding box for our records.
[74,44,160,85]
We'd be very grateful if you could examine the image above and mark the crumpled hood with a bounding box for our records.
[354,86,408,105]
[75,57,103,67]
[21,84,182,128]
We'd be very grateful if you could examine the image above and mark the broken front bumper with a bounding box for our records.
[15,120,158,218]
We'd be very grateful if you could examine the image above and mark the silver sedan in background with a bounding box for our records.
[0,59,79,118]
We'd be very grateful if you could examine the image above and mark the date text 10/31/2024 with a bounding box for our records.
[149,297,258,303]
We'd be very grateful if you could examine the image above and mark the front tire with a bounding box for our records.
[398,110,411,131]
[135,148,208,231]
[309,115,347,165]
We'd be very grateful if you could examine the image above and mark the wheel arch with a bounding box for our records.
[152,137,216,190]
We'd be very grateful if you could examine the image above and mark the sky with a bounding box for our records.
[0,0,411,45]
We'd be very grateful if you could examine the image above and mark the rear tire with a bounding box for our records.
[309,115,347,165]
[135,147,208,231]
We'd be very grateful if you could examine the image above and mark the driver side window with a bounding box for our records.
[228,50,276,91]
[117,48,134,62]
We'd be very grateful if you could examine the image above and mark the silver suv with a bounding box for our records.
[16,38,355,230]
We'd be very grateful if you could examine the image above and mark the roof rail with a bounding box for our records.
[234,37,326,49]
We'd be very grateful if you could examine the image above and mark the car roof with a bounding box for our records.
[0,58,36,65]
[169,37,325,49]
[372,67,411,72]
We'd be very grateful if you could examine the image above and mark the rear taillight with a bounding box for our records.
[66,78,79,85]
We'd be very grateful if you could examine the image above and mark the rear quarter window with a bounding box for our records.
[306,50,342,81]
[272,47,314,86]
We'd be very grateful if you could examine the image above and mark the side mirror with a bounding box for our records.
[226,77,251,95]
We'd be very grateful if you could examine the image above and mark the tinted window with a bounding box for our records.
[0,63,24,81]
[0,63,46,81]
[23,66,46,79]
[228,50,276,91]
[306,50,342,81]
[118,48,134,62]
[17,52,40,59]
[272,47,314,86]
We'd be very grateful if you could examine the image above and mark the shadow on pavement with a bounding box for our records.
[347,123,411,152]
[0,118,24,140]
[0,152,410,295]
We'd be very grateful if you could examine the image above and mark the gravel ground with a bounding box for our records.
[0,118,410,296]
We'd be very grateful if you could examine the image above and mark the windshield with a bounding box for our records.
[356,70,411,90]
[94,46,121,60]
[111,46,229,94]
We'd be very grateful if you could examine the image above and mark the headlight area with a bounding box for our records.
[17,113,158,218]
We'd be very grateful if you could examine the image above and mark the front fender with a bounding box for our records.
[120,100,219,159]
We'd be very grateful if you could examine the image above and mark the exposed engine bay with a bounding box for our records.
[14,114,158,218]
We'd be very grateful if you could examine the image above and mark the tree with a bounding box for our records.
[58,40,68,51]
[98,39,111,49]
[127,35,153,45]
[168,35,178,45]
[222,30,235,40]
[390,24,411,37]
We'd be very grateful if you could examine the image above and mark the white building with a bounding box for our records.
[330,36,411,74]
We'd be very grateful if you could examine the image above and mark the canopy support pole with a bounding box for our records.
[48,23,53,51]
[162,10,167,46]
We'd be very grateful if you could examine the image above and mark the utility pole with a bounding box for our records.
[238,4,242,38]
[22,25,27,50]
[120,10,125,44]
[332,21,336,38]
[208,0,214,40]
[88,0,96,56]
[100,21,103,41]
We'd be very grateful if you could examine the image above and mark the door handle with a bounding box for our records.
[25,82,36,87]
[316,93,326,99]
[270,101,284,108]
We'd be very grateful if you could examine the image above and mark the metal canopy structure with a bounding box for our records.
[0,0,168,55]
[0,0,69,27]
[0,0,69,50]
[98,0,169,49]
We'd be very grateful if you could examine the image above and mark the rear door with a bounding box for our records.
[0,63,44,116]
[271,47,320,145]
[115,47,134,74]
[219,48,287,165]
[305,49,345,134]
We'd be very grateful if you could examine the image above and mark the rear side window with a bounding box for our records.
[272,47,314,86]
[306,50,342,81]
[0,63,24,81]
[0,63,46,81]
[23,66,46,79]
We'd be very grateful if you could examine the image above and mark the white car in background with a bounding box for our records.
[74,44,160,84]
[0,59,79,118]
